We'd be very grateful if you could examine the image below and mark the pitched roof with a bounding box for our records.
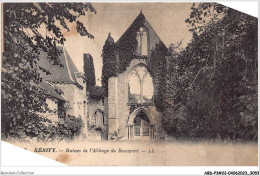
[39,81,66,101]
[116,11,167,51]
[38,46,81,84]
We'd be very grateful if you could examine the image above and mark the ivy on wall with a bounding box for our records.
[101,12,169,105]
[101,4,257,142]
[101,13,147,96]
[88,86,104,100]
[116,13,146,74]
[101,33,118,95]
[83,53,105,100]
[148,42,169,113]
[83,54,96,87]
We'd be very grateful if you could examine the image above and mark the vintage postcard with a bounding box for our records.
[1,2,258,168]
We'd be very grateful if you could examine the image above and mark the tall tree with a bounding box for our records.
[162,3,257,141]
[83,53,96,88]
[2,3,96,139]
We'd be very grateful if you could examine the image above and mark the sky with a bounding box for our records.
[63,3,194,85]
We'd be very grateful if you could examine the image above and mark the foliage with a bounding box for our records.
[116,13,146,73]
[101,13,147,95]
[101,12,169,103]
[1,111,84,141]
[83,53,105,99]
[83,54,96,87]
[162,3,257,141]
[2,3,96,139]
[88,86,105,100]
[101,33,117,95]
[149,41,168,112]
[99,4,257,142]
[56,114,84,140]
[1,112,52,140]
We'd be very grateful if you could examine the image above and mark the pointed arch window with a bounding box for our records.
[92,110,105,127]
[136,27,148,56]
[134,111,150,137]
[128,65,154,104]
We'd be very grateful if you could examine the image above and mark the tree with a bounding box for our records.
[162,3,257,141]
[83,53,105,100]
[101,33,117,95]
[83,53,96,88]
[2,3,96,139]
[149,41,168,113]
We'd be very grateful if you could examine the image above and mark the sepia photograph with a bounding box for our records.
[1,1,258,168]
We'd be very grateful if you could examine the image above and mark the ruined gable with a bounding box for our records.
[116,11,167,56]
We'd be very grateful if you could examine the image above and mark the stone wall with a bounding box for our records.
[87,98,108,140]
[107,77,119,138]
[53,82,88,136]
[107,58,165,140]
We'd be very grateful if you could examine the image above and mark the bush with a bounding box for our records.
[55,114,84,140]
[1,113,84,141]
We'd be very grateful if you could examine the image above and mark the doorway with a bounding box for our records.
[133,111,150,140]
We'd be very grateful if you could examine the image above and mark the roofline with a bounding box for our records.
[115,14,137,44]
[144,17,166,48]
[115,12,167,47]
[47,81,84,90]
[63,46,75,83]
[42,80,67,101]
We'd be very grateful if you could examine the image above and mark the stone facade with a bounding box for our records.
[106,58,165,140]
[53,82,88,135]
[86,12,168,141]
[102,12,167,140]
[38,46,88,137]
[87,98,108,140]
[39,12,167,141]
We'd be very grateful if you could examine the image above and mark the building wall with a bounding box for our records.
[107,58,165,140]
[87,98,108,140]
[53,82,88,136]
[107,76,119,138]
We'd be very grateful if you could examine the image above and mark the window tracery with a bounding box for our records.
[128,65,153,104]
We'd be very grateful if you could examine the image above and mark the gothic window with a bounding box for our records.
[134,112,150,137]
[128,65,154,104]
[92,110,105,127]
[142,73,153,102]
[136,27,148,56]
